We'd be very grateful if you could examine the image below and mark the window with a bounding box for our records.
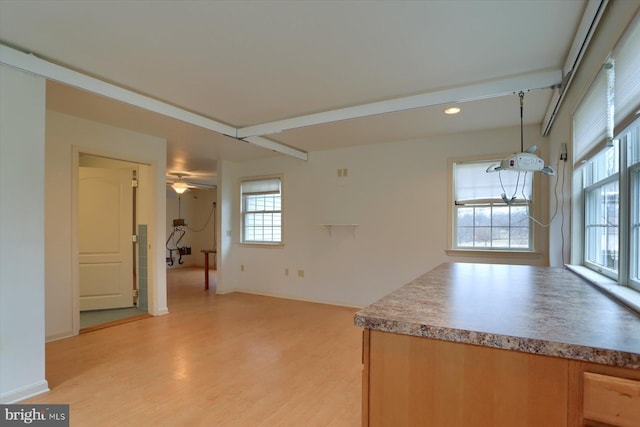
[627,123,640,291]
[572,14,639,297]
[583,142,619,277]
[580,121,639,287]
[452,159,534,251]
[241,177,282,244]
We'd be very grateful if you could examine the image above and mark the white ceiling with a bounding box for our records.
[0,0,588,185]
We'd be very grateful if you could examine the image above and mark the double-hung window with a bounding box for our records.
[241,177,282,244]
[572,13,640,297]
[579,120,640,290]
[583,142,620,276]
[452,159,534,251]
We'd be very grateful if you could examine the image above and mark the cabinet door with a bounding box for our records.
[365,330,569,427]
[583,372,640,427]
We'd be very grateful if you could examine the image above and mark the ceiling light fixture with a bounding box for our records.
[444,107,461,115]
[171,181,189,194]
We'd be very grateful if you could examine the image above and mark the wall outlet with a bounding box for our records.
[337,168,342,177]
[297,269,304,278]
[342,168,348,176]
[560,142,568,161]
[241,264,244,272]
[285,268,289,276]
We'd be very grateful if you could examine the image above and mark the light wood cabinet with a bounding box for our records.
[583,372,640,426]
[362,329,640,427]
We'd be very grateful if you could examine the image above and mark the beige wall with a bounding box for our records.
[0,65,48,403]
[45,110,168,341]
[219,124,551,307]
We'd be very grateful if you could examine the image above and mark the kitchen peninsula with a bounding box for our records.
[355,263,640,427]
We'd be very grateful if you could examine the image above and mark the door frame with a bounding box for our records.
[71,146,168,335]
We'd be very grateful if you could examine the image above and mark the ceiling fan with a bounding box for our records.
[166,172,216,194]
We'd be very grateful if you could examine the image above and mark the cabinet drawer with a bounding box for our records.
[583,372,640,427]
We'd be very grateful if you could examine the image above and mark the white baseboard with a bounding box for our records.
[224,288,364,309]
[0,380,50,404]
[155,307,169,316]
[46,330,74,343]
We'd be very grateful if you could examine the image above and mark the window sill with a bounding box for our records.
[566,265,640,315]
[445,249,544,259]
[239,243,284,249]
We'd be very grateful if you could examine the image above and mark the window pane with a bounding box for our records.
[510,206,529,227]
[492,206,510,226]
[583,141,619,187]
[585,180,619,273]
[491,227,510,248]
[454,205,530,250]
[510,227,529,248]
[457,226,474,247]
[474,207,491,227]
[474,227,491,247]
[457,208,473,226]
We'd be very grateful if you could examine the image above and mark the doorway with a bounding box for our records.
[78,154,149,331]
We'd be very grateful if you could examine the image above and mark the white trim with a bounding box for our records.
[71,147,80,336]
[0,44,308,160]
[566,265,640,314]
[242,136,308,160]
[155,307,170,316]
[0,45,234,136]
[222,289,363,310]
[445,249,544,259]
[542,0,609,135]
[0,380,50,404]
[45,330,74,343]
[238,69,562,138]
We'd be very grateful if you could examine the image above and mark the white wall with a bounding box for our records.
[166,188,217,268]
[547,0,640,267]
[45,110,168,341]
[219,125,551,307]
[0,65,49,402]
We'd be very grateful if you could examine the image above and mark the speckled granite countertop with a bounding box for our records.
[354,263,640,369]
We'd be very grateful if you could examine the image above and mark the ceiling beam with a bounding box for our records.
[241,136,308,160]
[0,44,308,160]
[0,45,236,136]
[237,69,563,139]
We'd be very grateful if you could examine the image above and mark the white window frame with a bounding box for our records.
[448,156,542,254]
[583,169,620,279]
[240,175,283,246]
[572,121,640,305]
[630,161,640,291]
[569,13,640,309]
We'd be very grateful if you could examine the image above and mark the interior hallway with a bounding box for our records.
[26,268,362,426]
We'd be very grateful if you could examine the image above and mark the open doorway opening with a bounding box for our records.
[78,154,151,332]
[166,186,218,293]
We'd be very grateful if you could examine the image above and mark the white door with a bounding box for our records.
[79,167,133,311]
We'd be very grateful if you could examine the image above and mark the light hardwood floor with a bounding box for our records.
[25,268,363,426]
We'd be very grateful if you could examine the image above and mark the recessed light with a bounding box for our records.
[444,107,461,115]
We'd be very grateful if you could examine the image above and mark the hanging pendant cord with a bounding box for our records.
[519,91,524,153]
